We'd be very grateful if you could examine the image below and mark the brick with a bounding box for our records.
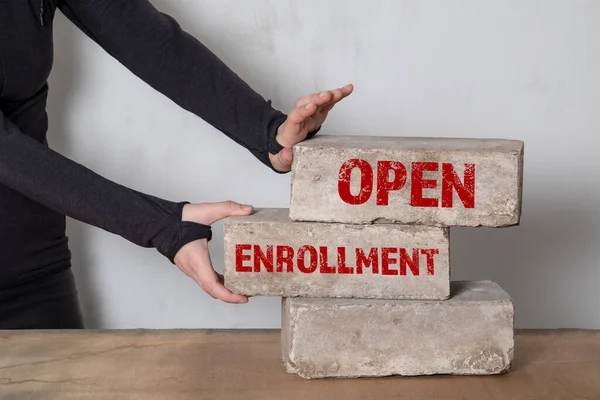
[282,281,514,379]
[223,208,449,300]
[289,135,524,227]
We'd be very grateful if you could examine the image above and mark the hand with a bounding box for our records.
[173,201,253,304]
[269,84,354,172]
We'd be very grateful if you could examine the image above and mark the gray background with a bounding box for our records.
[47,0,599,329]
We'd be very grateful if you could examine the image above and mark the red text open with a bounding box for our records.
[338,159,475,208]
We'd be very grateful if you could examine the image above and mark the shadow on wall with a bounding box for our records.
[46,15,102,328]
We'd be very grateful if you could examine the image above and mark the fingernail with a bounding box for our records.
[238,298,248,304]
[305,103,314,109]
[242,204,252,210]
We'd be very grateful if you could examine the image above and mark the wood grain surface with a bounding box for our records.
[0,329,599,400]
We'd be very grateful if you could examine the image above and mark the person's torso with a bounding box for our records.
[0,1,71,288]
[1,1,57,134]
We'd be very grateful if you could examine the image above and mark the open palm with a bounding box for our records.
[269,84,354,172]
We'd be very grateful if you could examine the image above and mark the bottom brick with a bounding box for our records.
[281,281,514,379]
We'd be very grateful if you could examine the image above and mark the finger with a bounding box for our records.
[319,84,354,113]
[314,85,354,116]
[198,201,254,225]
[329,87,345,104]
[317,90,344,115]
[287,102,318,126]
[295,84,353,108]
[295,90,333,108]
[269,147,293,173]
[195,245,248,304]
[332,83,354,100]
[200,271,247,304]
[206,281,248,304]
[341,83,354,97]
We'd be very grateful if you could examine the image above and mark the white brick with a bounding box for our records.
[224,208,449,300]
[289,135,524,227]
[282,281,514,379]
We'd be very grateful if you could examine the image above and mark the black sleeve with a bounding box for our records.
[58,0,288,169]
[0,111,211,263]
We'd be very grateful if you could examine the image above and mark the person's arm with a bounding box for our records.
[0,111,210,263]
[58,0,288,170]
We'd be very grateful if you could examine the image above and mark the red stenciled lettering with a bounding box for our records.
[276,245,294,272]
[337,247,353,274]
[235,244,252,272]
[410,162,438,207]
[356,248,379,274]
[400,248,420,275]
[298,245,318,274]
[376,161,407,206]
[319,246,335,274]
[381,247,398,275]
[242,245,438,276]
[442,163,475,208]
[253,245,273,272]
[338,159,373,205]
[421,249,439,275]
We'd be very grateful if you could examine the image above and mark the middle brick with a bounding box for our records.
[223,208,450,300]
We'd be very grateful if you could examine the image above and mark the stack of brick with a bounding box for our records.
[224,135,524,379]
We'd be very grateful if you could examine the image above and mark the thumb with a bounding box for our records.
[207,201,253,224]
[186,201,253,225]
[269,147,294,173]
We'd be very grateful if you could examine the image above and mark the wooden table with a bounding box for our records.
[1,329,598,400]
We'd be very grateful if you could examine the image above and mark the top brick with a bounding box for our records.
[289,135,524,227]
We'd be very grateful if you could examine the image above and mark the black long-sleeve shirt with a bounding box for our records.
[0,0,288,287]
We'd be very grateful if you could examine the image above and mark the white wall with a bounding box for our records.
[47,0,600,329]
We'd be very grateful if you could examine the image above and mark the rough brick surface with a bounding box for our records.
[224,208,449,300]
[282,281,514,379]
[289,135,524,227]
